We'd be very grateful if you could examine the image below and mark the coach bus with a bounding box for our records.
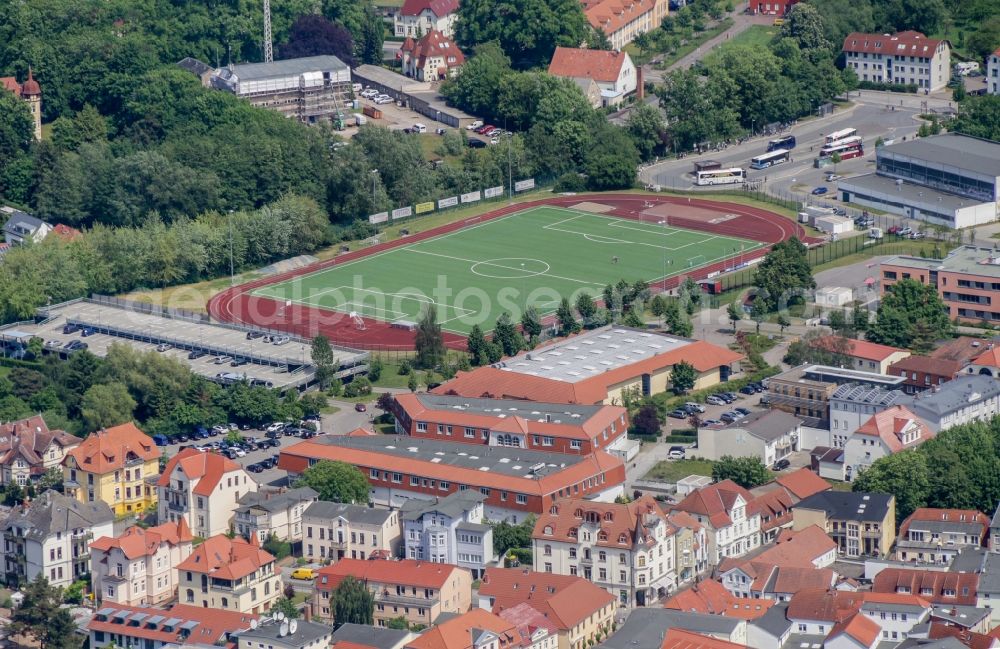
[814,136,864,167]
[695,167,747,186]
[749,149,790,169]
[824,127,857,146]
[767,135,796,152]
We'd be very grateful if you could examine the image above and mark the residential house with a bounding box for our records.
[874,568,978,606]
[234,617,333,649]
[1,490,113,588]
[234,486,317,544]
[751,0,799,15]
[177,534,280,614]
[903,375,1000,432]
[989,47,1000,95]
[157,447,257,538]
[767,364,905,429]
[403,608,526,649]
[389,393,630,458]
[672,480,762,565]
[394,0,459,38]
[889,356,964,394]
[582,0,668,51]
[596,608,747,648]
[792,491,896,558]
[773,468,832,502]
[400,30,464,81]
[659,629,747,649]
[87,603,257,649]
[0,415,81,487]
[829,384,907,445]
[302,500,401,562]
[825,613,882,649]
[90,518,194,606]
[0,70,42,140]
[695,410,801,467]
[746,602,794,649]
[548,48,637,107]
[843,405,934,481]
[752,487,794,544]
[477,568,617,649]
[785,588,864,637]
[63,422,159,516]
[401,490,496,578]
[1,209,50,245]
[977,553,1000,623]
[496,603,559,649]
[719,526,838,600]
[969,346,1000,378]
[930,603,992,634]
[314,558,472,627]
[842,31,951,91]
[331,623,414,649]
[667,510,709,583]
[896,508,989,564]
[990,502,1000,552]
[860,593,933,643]
[532,496,677,607]
[814,336,912,374]
[176,57,215,86]
[664,579,775,620]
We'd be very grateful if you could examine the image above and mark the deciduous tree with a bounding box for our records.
[297,460,370,504]
[332,576,375,628]
[712,455,771,489]
[414,305,445,369]
[671,360,696,394]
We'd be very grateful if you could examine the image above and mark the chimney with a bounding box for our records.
[304,605,312,622]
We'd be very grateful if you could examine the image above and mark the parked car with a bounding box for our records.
[62,323,80,335]
[156,343,173,352]
[734,407,751,417]
[898,227,913,236]
[246,331,265,340]
[214,355,233,364]
[233,448,247,457]
[717,393,736,404]
[176,434,190,443]
[63,340,88,352]
[668,446,685,460]
[266,422,285,433]
[355,403,367,412]
[668,409,688,419]
[825,173,841,182]
[291,568,316,580]
[684,402,705,413]
[360,89,378,99]
[720,412,740,424]
[739,385,756,395]
[466,120,483,130]
[702,419,723,427]
[374,95,393,105]
[80,327,95,337]
[188,350,207,360]
[773,458,791,471]
[723,392,739,402]
[194,429,210,439]
[908,231,925,239]
[811,186,828,196]
[468,139,486,149]
[705,395,726,406]
[247,463,265,473]
[272,335,291,345]
[44,339,62,349]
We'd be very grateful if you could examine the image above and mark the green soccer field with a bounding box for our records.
[253,206,762,335]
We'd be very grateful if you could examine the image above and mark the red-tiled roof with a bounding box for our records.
[787,588,863,623]
[532,496,671,549]
[405,609,515,649]
[157,447,244,496]
[86,602,257,645]
[828,613,880,648]
[862,592,932,609]
[674,480,756,529]
[761,525,836,566]
[889,354,964,379]
[899,508,989,540]
[400,0,458,17]
[855,405,933,453]
[91,519,192,559]
[66,423,157,474]
[498,602,559,642]
[434,340,742,404]
[660,629,747,649]
[176,534,274,580]
[549,47,631,83]
[584,0,657,39]
[754,487,793,533]
[50,223,82,240]
[932,623,999,649]
[814,335,908,362]
[400,29,465,70]
[872,569,979,606]
[479,568,615,631]
[842,31,946,57]
[0,415,81,472]
[974,347,1000,369]
[664,580,773,620]
[316,558,464,592]
[774,468,830,500]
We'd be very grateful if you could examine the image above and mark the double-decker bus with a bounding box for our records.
[767,135,796,152]
[695,167,747,186]
[814,136,864,167]
[749,149,790,169]
[824,128,857,146]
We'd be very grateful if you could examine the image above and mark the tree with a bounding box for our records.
[726,302,743,331]
[521,306,543,340]
[407,370,418,392]
[950,96,1000,142]
[830,151,842,173]
[750,298,768,334]
[441,43,512,119]
[867,278,951,349]
[414,305,445,369]
[385,616,410,630]
[752,238,815,311]
[851,302,869,335]
[631,404,662,436]
[11,575,80,649]
[783,330,853,367]
[493,312,523,357]
[777,313,791,333]
[490,516,537,555]
[625,103,666,162]
[712,456,772,489]
[2,482,24,507]
[671,360,696,394]
[280,14,356,66]
[852,450,930,525]
[575,293,598,328]
[584,126,639,190]
[368,356,383,382]
[0,89,34,199]
[81,382,136,430]
[556,297,580,336]
[332,576,375,628]
[467,325,488,366]
[312,336,336,389]
[272,596,300,620]
[296,460,370,504]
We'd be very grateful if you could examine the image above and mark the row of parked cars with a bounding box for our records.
[359,88,393,104]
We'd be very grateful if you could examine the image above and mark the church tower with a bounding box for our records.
[20,68,42,141]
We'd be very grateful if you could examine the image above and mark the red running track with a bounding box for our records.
[207,194,813,351]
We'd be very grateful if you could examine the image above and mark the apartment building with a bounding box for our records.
[665,579,775,620]
[989,47,1000,95]
[667,510,709,583]
[903,373,1000,432]
[399,30,465,81]
[157,448,257,538]
[234,617,333,649]
[234,486,317,543]
[1,490,113,588]
[302,501,401,562]
[532,496,677,606]
[314,558,472,627]
[87,603,257,649]
[548,48,637,107]
[394,0,459,37]
[696,410,801,467]
[0,415,80,487]
[875,568,979,606]
[768,364,905,429]
[583,0,668,51]
[177,534,280,614]
[91,518,193,606]
[63,423,159,516]
[389,393,631,458]
[842,31,951,91]
[882,247,1000,324]
[719,526,838,600]
[401,490,496,578]
[842,404,933,481]
[812,336,911,374]
[829,384,907,445]
[673,480,762,566]
[895,508,989,564]
[404,608,535,649]
[793,491,896,558]
[478,568,617,649]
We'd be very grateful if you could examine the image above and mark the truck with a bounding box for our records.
[869,227,883,240]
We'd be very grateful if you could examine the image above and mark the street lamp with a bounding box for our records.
[370,169,379,203]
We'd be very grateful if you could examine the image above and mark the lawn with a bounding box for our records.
[700,25,778,67]
[644,459,716,484]
[253,205,763,335]
[810,239,959,274]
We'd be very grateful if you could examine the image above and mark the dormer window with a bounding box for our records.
[618,534,627,544]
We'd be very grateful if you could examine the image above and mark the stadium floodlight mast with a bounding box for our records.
[370,169,379,203]
[228,209,235,286]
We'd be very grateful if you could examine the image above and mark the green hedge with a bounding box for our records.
[664,435,697,443]
[628,432,660,443]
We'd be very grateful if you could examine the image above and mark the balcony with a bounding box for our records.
[579,555,594,564]
[376,590,439,608]
[167,500,189,512]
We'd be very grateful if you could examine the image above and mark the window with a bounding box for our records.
[465,428,475,438]
[570,440,582,449]
[370,469,378,479]
[439,481,450,490]
[481,487,490,496]
[516,494,527,504]
[392,473,402,483]
[410,477,419,486]
[544,563,552,573]
[417,422,427,432]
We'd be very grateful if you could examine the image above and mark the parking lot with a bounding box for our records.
[661,383,770,434]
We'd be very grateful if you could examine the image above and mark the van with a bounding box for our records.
[352,82,363,93]
[954,62,979,76]
[413,123,427,133]
[152,434,170,447]
[291,567,316,580]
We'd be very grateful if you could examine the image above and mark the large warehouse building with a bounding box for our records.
[837,133,1000,229]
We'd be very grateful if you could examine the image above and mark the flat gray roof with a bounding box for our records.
[231,55,348,80]
[884,246,1000,279]
[804,364,906,386]
[353,64,430,92]
[880,133,1000,179]
[331,623,410,649]
[416,394,605,421]
[598,609,742,649]
[880,254,944,272]
[409,91,475,119]
[314,434,589,479]
[721,410,801,442]
[494,327,694,384]
[838,173,990,212]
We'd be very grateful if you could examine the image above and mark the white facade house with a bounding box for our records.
[301,501,401,562]
[859,594,932,643]
[90,519,193,606]
[989,48,1000,95]
[1,490,113,588]
[829,384,907,447]
[842,405,933,482]
[157,448,257,538]
[234,487,317,544]
[673,480,762,566]
[842,31,951,91]
[548,48,638,107]
[904,374,1000,432]
[696,411,801,467]
[401,490,496,578]
[394,0,459,38]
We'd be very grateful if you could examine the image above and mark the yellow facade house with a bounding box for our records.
[63,423,159,516]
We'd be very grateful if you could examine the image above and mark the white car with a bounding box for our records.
[233,448,247,457]
[374,95,393,105]
[266,422,285,433]
[466,120,483,130]
[360,89,378,99]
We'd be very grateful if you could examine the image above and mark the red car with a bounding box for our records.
[476,124,494,134]
[355,403,367,412]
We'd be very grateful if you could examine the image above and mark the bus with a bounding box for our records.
[749,149,790,169]
[814,137,864,167]
[767,135,796,152]
[824,128,857,146]
[696,167,746,186]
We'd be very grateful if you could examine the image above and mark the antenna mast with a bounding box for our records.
[263,0,274,62]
